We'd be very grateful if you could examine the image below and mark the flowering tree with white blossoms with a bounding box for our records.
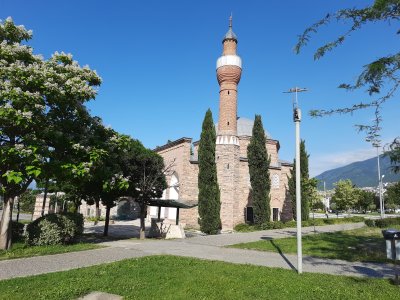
[0,18,101,249]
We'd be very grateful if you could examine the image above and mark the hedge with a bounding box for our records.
[365,217,400,228]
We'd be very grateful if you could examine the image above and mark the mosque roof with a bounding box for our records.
[216,117,271,138]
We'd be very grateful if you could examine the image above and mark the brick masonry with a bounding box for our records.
[155,136,293,231]
[153,23,293,231]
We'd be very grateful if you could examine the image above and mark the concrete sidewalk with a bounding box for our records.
[0,222,396,280]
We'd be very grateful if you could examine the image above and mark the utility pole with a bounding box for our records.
[284,87,308,274]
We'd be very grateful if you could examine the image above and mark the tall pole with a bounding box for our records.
[324,181,327,211]
[381,175,385,218]
[295,92,302,274]
[376,146,383,219]
[284,87,307,274]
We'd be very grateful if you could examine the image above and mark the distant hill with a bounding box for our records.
[315,155,400,190]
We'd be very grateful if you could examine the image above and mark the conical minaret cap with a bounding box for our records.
[222,15,237,43]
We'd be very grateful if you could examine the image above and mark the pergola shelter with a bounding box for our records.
[148,199,197,225]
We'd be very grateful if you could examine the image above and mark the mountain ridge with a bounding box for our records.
[314,155,400,190]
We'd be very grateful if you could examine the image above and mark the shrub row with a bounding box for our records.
[365,217,400,228]
[25,213,84,246]
[234,216,365,232]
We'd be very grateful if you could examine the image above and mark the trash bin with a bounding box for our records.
[382,229,400,260]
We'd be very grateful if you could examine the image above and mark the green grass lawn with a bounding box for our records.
[0,255,398,300]
[0,242,102,261]
[230,226,400,263]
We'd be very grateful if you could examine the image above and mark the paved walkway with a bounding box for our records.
[0,222,397,280]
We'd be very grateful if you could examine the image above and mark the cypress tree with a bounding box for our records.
[288,140,311,221]
[247,115,271,224]
[198,109,221,234]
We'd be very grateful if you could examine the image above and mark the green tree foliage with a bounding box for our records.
[385,181,400,208]
[386,138,400,173]
[123,139,167,239]
[295,0,400,148]
[356,189,376,213]
[311,198,325,211]
[198,109,221,234]
[288,140,313,220]
[247,115,271,224]
[331,180,359,212]
[308,179,322,211]
[63,127,131,236]
[0,18,101,250]
[18,189,40,213]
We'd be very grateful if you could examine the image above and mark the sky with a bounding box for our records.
[2,0,399,177]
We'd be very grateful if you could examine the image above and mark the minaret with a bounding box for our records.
[216,15,242,143]
[216,16,242,231]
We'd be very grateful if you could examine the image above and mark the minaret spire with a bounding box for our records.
[223,14,237,43]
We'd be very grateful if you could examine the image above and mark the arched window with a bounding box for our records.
[169,173,180,199]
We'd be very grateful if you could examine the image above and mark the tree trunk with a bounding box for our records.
[0,197,14,250]
[104,206,110,236]
[95,199,100,225]
[41,178,49,217]
[16,198,20,223]
[139,203,147,240]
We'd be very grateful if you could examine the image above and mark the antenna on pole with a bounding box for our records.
[283,86,309,274]
[283,87,308,122]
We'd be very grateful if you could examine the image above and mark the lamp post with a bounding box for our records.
[284,87,308,274]
[380,174,385,218]
[376,145,384,219]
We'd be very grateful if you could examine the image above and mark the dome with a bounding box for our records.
[216,117,271,138]
[222,15,238,43]
[223,27,237,42]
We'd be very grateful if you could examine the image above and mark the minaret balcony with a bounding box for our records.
[216,55,242,70]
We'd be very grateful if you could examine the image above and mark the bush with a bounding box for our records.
[234,223,253,232]
[373,217,400,228]
[11,221,25,242]
[365,219,375,227]
[260,221,285,230]
[306,219,325,226]
[283,220,297,228]
[64,212,84,235]
[26,213,84,246]
[323,219,335,225]
[344,216,365,223]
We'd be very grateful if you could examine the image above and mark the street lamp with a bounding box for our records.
[284,86,308,274]
[380,174,385,218]
[375,145,384,219]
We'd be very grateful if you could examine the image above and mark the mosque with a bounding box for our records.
[149,18,293,231]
